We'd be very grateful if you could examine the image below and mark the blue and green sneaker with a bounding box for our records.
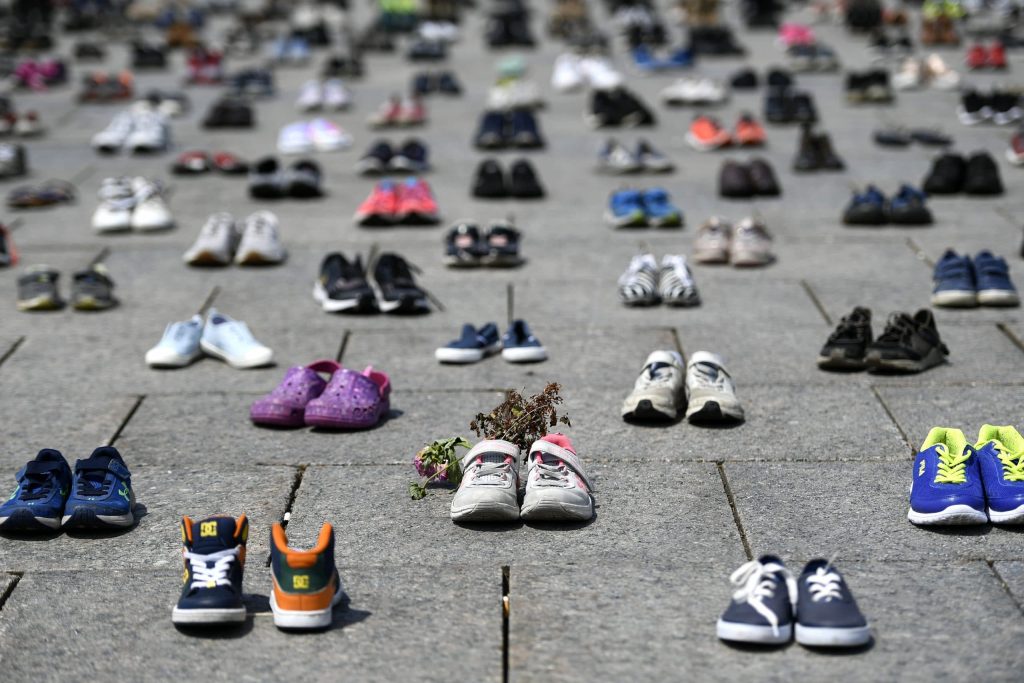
[0,449,72,531]
[61,446,136,529]
[908,427,987,525]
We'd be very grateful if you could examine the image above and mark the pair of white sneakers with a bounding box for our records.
[296,79,351,112]
[145,309,274,369]
[622,350,746,424]
[551,53,623,93]
[278,118,352,154]
[92,177,174,232]
[91,105,170,154]
[450,435,594,523]
[660,77,730,106]
[183,211,287,266]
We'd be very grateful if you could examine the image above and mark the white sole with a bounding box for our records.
[931,290,978,307]
[907,504,988,525]
[717,619,791,644]
[145,349,201,368]
[519,497,593,521]
[502,346,548,363]
[1006,148,1024,166]
[199,339,273,369]
[270,585,342,630]
[795,623,871,647]
[988,504,1024,524]
[313,283,363,312]
[61,512,135,527]
[685,131,730,152]
[172,606,246,624]
[0,515,60,529]
[184,251,231,266]
[436,348,485,363]
[978,289,1020,307]
[450,499,520,522]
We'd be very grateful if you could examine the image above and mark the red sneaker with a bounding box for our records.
[988,41,1007,69]
[686,115,732,151]
[1007,129,1024,166]
[353,180,400,226]
[399,95,427,126]
[734,113,766,146]
[396,177,440,225]
[966,44,987,70]
[368,95,402,128]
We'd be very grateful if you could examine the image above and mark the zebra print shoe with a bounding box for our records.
[659,255,701,307]
[618,254,660,306]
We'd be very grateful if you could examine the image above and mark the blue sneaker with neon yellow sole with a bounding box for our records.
[61,446,136,529]
[976,424,1024,524]
[0,449,71,532]
[908,427,987,525]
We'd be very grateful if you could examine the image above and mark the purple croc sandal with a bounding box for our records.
[250,360,341,427]
[304,366,391,429]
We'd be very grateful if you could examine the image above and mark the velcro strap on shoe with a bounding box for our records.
[527,440,592,489]
[23,460,65,476]
[460,439,520,471]
[74,455,128,478]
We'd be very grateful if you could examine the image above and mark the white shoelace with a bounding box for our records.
[805,567,844,602]
[184,546,239,589]
[729,560,797,636]
[689,361,729,390]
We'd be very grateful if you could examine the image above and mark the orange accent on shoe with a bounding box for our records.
[272,522,334,569]
[272,573,337,611]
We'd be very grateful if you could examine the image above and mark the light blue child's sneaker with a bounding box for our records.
[145,315,203,368]
[200,308,274,369]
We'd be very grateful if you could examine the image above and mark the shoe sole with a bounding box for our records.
[502,347,548,363]
[199,339,273,369]
[450,499,520,522]
[604,210,647,229]
[1005,149,1024,166]
[817,350,867,371]
[908,504,987,525]
[978,289,1021,307]
[61,507,135,529]
[795,624,871,647]
[989,504,1024,524]
[313,283,378,313]
[235,251,285,266]
[622,397,679,422]
[866,346,946,374]
[685,131,731,152]
[0,508,61,531]
[172,606,247,624]
[716,619,791,644]
[270,584,342,630]
[931,290,978,308]
[520,497,593,521]
[185,250,231,267]
[16,295,61,311]
[686,399,745,424]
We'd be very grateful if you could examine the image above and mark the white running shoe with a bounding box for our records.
[622,350,685,421]
[731,217,774,267]
[307,118,352,152]
[891,57,923,91]
[235,210,286,265]
[278,121,314,154]
[183,213,239,266]
[92,177,135,232]
[618,253,660,306]
[520,435,594,522]
[297,80,323,111]
[145,315,203,368]
[450,440,521,522]
[322,79,351,110]
[694,217,732,264]
[659,254,701,307]
[551,53,585,93]
[661,77,728,105]
[200,309,274,369]
[579,56,623,90]
[924,54,959,90]
[92,111,135,154]
[685,351,745,424]
[125,109,169,153]
[130,177,174,231]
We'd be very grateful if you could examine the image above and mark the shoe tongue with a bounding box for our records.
[190,516,241,554]
[476,452,510,483]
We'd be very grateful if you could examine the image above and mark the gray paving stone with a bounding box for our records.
[0,465,294,571]
[726,461,1024,561]
[0,566,499,683]
[509,560,1024,683]
[285,462,745,566]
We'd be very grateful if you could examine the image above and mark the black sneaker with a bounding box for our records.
[963,151,1004,195]
[314,253,377,313]
[71,263,117,311]
[909,129,952,147]
[508,159,545,198]
[716,555,795,645]
[445,222,486,267]
[249,157,286,199]
[874,128,911,147]
[864,69,893,103]
[616,88,656,127]
[813,133,844,170]
[957,89,991,125]
[17,265,63,311]
[818,306,872,370]
[171,515,247,626]
[412,73,434,96]
[845,73,868,103]
[794,560,871,648]
[719,160,755,198]
[437,71,462,95]
[587,89,622,128]
[509,107,545,148]
[766,68,793,88]
[792,125,819,172]
[764,87,794,124]
[483,221,523,267]
[922,152,967,194]
[286,160,323,199]
[474,111,507,149]
[472,159,508,198]
[372,253,429,314]
[866,309,949,373]
[730,68,758,89]
[392,139,429,173]
[356,140,394,175]
[748,158,781,196]
[791,92,817,124]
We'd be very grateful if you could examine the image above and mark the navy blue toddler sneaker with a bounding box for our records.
[931,249,977,308]
[0,449,71,531]
[974,250,1020,307]
[842,185,886,226]
[62,446,136,529]
[502,319,548,363]
[795,560,871,647]
[434,323,501,364]
[445,222,486,267]
[887,184,933,225]
[717,555,796,645]
[172,514,248,625]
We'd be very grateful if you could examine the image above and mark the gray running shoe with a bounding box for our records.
[731,217,775,267]
[659,254,701,306]
[17,265,63,311]
[450,440,521,522]
[693,217,731,264]
[520,435,594,522]
[71,263,117,311]
[636,139,674,172]
[235,210,286,265]
[685,351,745,424]
[622,350,686,421]
[184,213,239,266]
[618,253,660,306]
[597,139,641,174]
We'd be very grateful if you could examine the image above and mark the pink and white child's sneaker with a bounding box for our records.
[520,434,594,521]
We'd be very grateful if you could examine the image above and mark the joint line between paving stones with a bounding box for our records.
[905,237,934,268]
[502,565,510,683]
[0,572,23,612]
[197,286,221,316]
[987,561,1024,618]
[870,385,915,456]
[89,246,111,268]
[669,327,686,360]
[267,465,308,566]
[4,217,24,232]
[107,395,145,446]
[70,165,95,187]
[799,280,832,326]
[0,336,26,369]
[506,283,514,328]
[715,462,752,561]
[335,330,351,363]
[996,323,1024,355]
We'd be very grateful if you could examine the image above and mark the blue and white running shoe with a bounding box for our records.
[0,449,72,531]
[145,314,203,368]
[62,446,136,530]
[908,427,987,525]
